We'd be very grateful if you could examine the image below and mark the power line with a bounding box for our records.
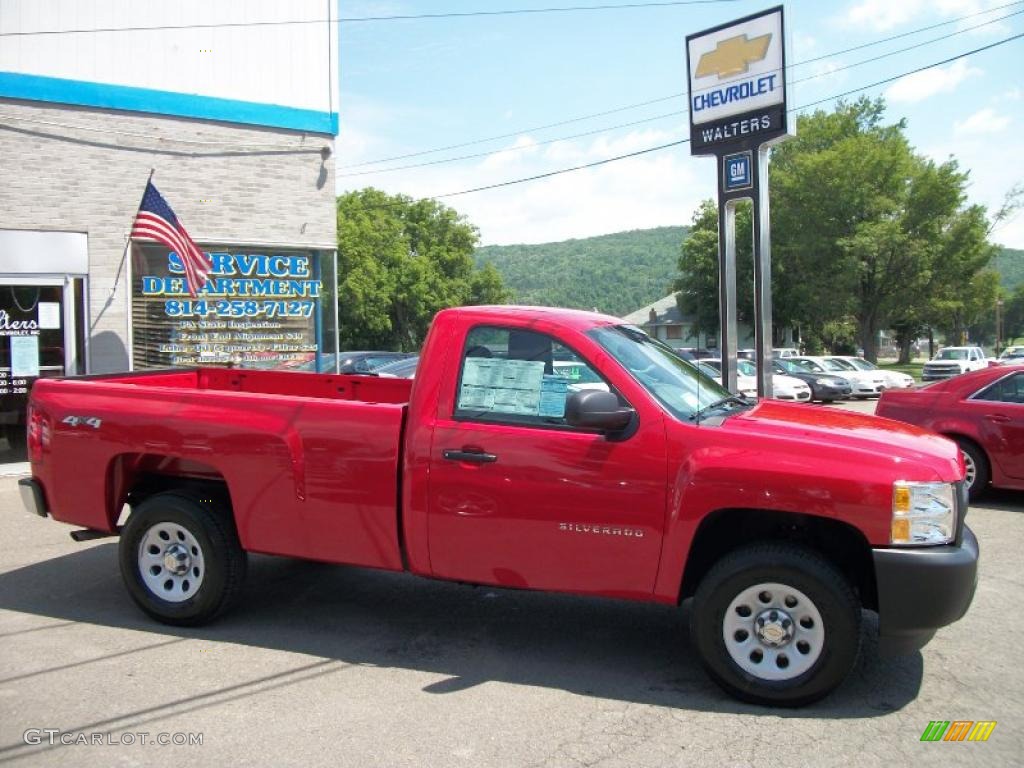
[0,1,744,36]
[350,32,1022,203]
[338,6,1024,178]
[342,0,1024,170]
[338,109,687,178]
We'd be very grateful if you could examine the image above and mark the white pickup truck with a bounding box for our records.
[921,346,988,382]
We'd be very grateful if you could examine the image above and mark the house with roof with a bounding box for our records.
[622,293,796,350]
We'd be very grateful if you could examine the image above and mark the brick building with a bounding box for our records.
[0,0,339,460]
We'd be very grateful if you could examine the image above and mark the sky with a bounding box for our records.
[335,0,1024,248]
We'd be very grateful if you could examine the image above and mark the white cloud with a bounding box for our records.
[842,0,925,31]
[922,136,1024,249]
[480,136,539,170]
[884,60,982,103]
[792,32,818,59]
[337,119,710,246]
[954,108,1011,135]
[839,0,1010,32]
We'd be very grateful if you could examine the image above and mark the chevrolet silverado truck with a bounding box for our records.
[922,346,988,382]
[19,306,978,706]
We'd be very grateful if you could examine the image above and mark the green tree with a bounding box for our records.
[675,200,754,339]
[336,188,510,351]
[676,98,1000,361]
[1004,283,1024,343]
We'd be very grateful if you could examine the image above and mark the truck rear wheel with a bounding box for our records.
[691,543,860,707]
[119,492,246,626]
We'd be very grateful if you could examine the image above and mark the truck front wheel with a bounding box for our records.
[119,492,246,626]
[691,543,860,706]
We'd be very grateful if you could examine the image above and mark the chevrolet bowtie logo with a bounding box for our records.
[696,33,772,79]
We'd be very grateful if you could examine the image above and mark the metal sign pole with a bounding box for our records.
[717,155,739,394]
[752,146,773,398]
[687,5,790,402]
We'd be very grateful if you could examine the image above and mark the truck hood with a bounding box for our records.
[715,400,962,481]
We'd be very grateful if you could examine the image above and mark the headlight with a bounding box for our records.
[814,378,832,385]
[891,481,955,545]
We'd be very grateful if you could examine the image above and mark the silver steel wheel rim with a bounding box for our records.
[138,522,205,603]
[961,450,977,490]
[723,582,825,681]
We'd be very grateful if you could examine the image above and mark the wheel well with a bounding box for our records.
[679,508,878,610]
[108,453,233,529]
[943,432,985,459]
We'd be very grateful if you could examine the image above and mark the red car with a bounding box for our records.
[877,365,1024,499]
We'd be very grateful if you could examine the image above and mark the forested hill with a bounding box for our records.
[996,247,1024,291]
[474,226,688,317]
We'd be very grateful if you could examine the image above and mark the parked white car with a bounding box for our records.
[830,356,915,390]
[994,346,1024,366]
[790,356,882,398]
[921,346,988,382]
[700,358,812,402]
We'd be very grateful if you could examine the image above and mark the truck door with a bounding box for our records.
[425,325,667,598]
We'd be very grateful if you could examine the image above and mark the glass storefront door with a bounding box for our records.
[0,279,83,462]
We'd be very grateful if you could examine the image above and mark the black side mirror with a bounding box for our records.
[564,390,635,433]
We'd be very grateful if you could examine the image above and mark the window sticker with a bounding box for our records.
[458,358,545,416]
[37,302,61,330]
[539,375,569,418]
[10,334,40,377]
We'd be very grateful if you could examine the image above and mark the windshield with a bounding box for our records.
[827,358,856,371]
[588,325,731,421]
[737,359,757,376]
[936,349,969,360]
[818,359,847,372]
[778,359,810,374]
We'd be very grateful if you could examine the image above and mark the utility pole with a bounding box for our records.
[996,298,1003,356]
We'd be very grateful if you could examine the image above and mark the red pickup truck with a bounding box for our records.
[19,306,978,706]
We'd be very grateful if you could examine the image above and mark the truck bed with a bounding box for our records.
[30,368,412,571]
[101,367,414,404]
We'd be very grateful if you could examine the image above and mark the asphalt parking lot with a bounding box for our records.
[0,401,1020,767]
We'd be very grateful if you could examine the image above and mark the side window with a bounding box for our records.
[454,326,612,428]
[974,373,1024,404]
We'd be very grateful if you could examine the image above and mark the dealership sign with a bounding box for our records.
[687,6,787,155]
[684,6,790,399]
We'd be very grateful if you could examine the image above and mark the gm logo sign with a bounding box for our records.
[723,151,752,191]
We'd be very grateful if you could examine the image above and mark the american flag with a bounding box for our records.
[131,181,212,297]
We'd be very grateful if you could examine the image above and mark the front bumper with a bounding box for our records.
[872,525,979,655]
[813,383,852,400]
[18,478,49,518]
[922,367,962,381]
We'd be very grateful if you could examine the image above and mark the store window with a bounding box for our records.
[1,281,85,460]
[131,245,337,371]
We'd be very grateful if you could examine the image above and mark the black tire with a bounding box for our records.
[691,542,861,707]
[119,492,246,626]
[954,437,990,501]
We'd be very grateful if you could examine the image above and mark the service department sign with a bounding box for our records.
[687,6,787,155]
